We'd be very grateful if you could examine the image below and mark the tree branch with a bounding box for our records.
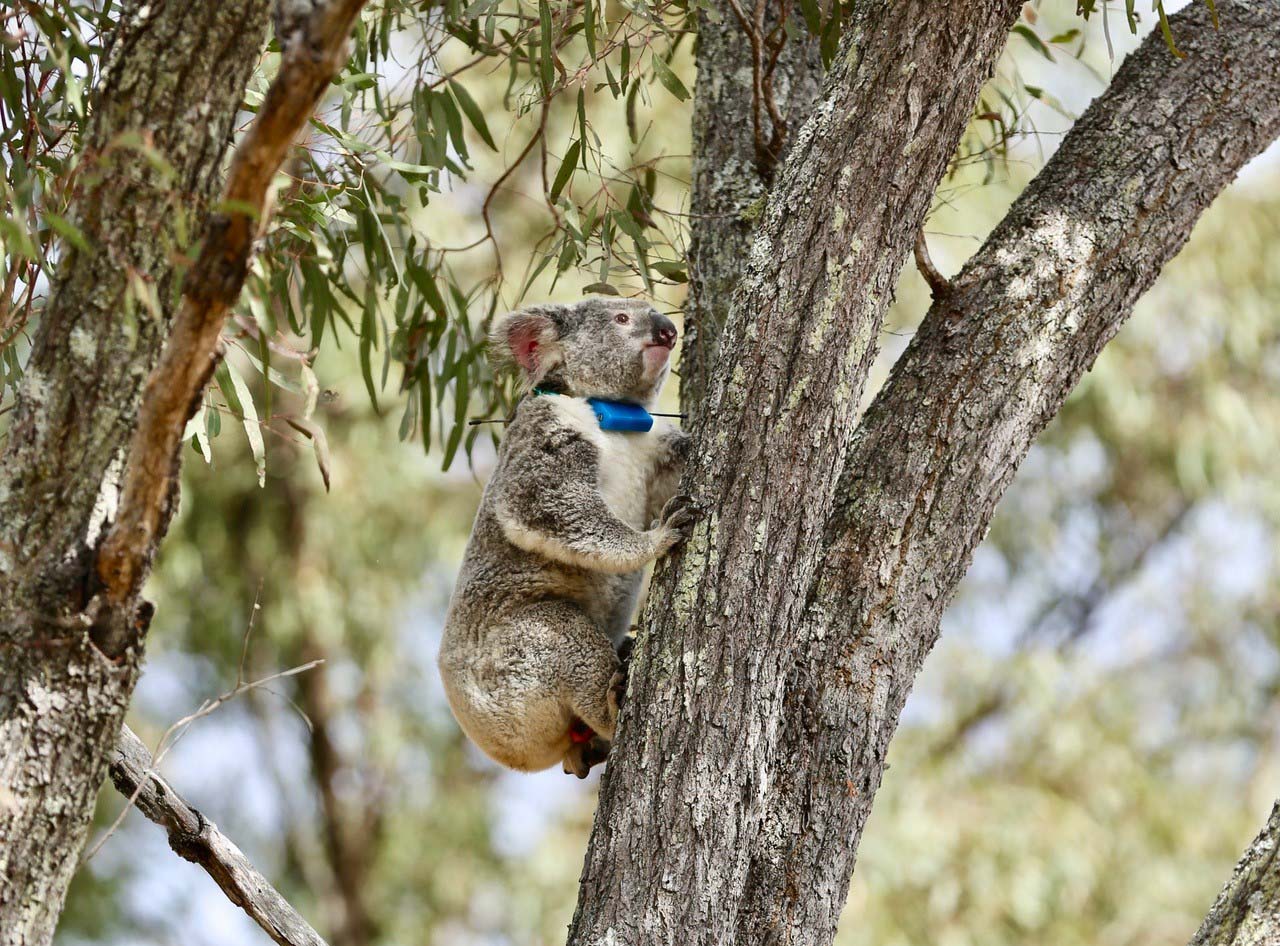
[95,0,370,622]
[108,726,330,946]
[1189,800,1280,946]
[913,229,951,300]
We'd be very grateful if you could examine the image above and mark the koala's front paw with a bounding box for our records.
[668,429,692,462]
[653,494,699,555]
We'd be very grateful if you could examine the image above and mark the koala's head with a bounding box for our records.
[488,297,678,405]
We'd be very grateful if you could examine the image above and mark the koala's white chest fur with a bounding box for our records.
[544,395,667,529]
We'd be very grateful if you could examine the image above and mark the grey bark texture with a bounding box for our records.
[1189,801,1280,946]
[109,727,330,946]
[0,2,271,943]
[570,1,1023,943]
[681,0,822,415]
[763,4,1280,941]
[569,2,1280,945]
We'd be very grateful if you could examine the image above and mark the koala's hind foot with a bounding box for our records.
[609,633,635,715]
[440,600,620,773]
[563,724,610,779]
[563,632,642,778]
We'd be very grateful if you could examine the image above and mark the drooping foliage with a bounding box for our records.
[1,0,1208,477]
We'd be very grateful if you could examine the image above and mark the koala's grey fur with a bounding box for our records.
[437,297,692,778]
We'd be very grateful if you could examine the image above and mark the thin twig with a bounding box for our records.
[913,230,952,299]
[83,658,325,863]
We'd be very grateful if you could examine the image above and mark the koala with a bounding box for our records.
[437,297,693,778]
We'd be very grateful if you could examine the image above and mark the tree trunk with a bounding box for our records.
[0,3,271,942]
[777,6,1280,939]
[1190,802,1280,946]
[681,0,821,415]
[570,2,1022,943]
[569,2,1280,945]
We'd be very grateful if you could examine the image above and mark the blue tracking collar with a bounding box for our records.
[534,388,654,433]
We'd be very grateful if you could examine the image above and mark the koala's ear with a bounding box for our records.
[488,306,562,377]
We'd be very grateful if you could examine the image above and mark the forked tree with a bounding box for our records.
[0,1,1277,945]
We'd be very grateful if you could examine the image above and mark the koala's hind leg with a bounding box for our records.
[562,632,638,778]
[448,600,619,773]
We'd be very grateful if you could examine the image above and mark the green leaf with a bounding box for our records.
[449,81,496,150]
[418,364,433,451]
[1012,24,1055,61]
[798,0,821,35]
[284,416,332,491]
[650,54,689,102]
[408,259,448,319]
[1024,85,1072,119]
[611,208,646,242]
[359,286,380,410]
[583,0,597,59]
[651,260,687,283]
[223,362,266,487]
[442,362,469,470]
[1156,2,1186,57]
[550,140,581,201]
[44,212,90,253]
[538,0,554,94]
[184,405,212,464]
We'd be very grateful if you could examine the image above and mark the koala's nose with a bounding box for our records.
[651,314,678,349]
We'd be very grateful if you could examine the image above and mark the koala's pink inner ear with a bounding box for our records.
[508,321,543,373]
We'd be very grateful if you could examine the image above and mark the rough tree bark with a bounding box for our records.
[0,1,366,942]
[748,1,1280,937]
[570,2,1280,945]
[681,0,822,414]
[0,4,271,941]
[571,1,1024,941]
[1190,802,1280,946]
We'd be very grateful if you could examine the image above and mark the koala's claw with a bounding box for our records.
[616,633,635,667]
[608,668,628,716]
[658,494,699,541]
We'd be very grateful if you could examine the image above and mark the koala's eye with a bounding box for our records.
[614,312,630,325]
